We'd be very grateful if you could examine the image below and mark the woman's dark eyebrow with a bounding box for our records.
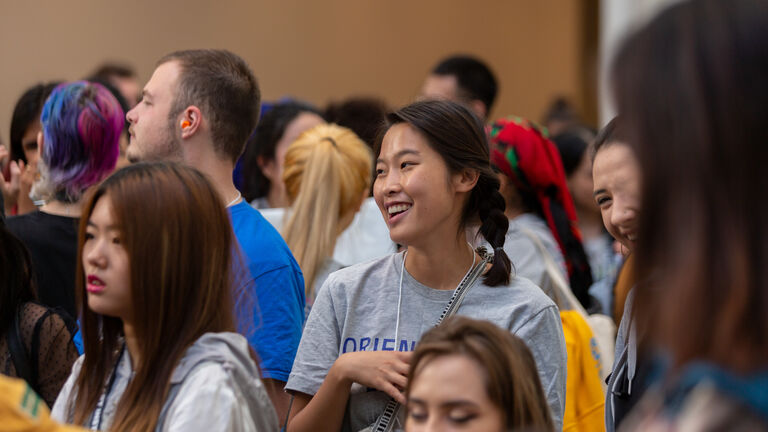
[406,398,477,408]
[376,149,421,164]
[440,400,478,408]
[86,220,119,230]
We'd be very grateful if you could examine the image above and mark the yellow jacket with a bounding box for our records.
[0,375,84,432]
[561,310,606,432]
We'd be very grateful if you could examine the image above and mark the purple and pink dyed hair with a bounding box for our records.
[38,80,123,201]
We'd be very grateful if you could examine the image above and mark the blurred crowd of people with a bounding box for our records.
[0,0,765,431]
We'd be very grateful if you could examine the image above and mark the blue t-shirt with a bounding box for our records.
[228,201,305,382]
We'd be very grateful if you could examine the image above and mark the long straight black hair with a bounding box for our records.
[375,100,512,286]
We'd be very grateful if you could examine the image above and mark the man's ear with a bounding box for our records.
[179,106,202,138]
[454,168,480,193]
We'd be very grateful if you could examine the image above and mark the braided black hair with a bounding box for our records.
[376,100,512,286]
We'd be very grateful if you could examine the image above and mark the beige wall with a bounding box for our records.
[0,0,587,143]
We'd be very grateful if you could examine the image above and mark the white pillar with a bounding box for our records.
[598,0,683,126]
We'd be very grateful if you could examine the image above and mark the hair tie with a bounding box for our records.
[494,246,504,253]
[322,136,338,148]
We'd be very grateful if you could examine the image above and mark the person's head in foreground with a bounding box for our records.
[70,162,239,430]
[610,0,768,427]
[32,81,123,204]
[406,316,554,432]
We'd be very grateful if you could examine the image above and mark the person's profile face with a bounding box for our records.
[592,143,641,252]
[82,195,132,321]
[406,354,505,432]
[124,61,182,163]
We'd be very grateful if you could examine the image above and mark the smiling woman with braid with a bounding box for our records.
[285,100,566,432]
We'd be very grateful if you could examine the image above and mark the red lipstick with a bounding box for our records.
[86,275,105,294]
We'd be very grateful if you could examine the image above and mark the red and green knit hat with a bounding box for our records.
[488,116,593,307]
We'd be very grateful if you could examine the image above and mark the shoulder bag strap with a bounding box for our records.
[369,253,492,432]
[29,309,53,387]
[519,227,590,318]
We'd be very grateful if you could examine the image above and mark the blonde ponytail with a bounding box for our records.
[282,124,372,299]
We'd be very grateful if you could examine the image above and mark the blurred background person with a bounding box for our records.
[4,82,61,216]
[419,55,497,122]
[323,96,389,152]
[488,116,595,311]
[87,62,140,109]
[542,97,582,137]
[6,81,122,321]
[281,123,372,314]
[241,101,325,209]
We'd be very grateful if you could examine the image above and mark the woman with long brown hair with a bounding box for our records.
[405,316,554,432]
[610,0,768,428]
[51,162,277,431]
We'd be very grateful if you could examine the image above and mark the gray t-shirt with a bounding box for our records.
[504,213,568,288]
[286,252,567,431]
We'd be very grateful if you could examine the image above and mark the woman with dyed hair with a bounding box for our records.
[285,100,566,431]
[281,124,372,310]
[52,162,277,431]
[7,81,122,320]
[405,316,554,431]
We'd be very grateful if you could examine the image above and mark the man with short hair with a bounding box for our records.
[420,54,498,121]
[125,49,304,421]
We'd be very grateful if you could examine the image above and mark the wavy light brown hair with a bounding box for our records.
[406,316,554,431]
[71,162,237,431]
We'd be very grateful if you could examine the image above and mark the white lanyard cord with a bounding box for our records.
[393,242,476,344]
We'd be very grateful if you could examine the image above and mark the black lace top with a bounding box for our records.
[0,302,78,407]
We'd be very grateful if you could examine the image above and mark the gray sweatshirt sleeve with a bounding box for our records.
[512,305,567,431]
[161,363,278,432]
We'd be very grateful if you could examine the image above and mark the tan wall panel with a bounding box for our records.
[0,0,584,142]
